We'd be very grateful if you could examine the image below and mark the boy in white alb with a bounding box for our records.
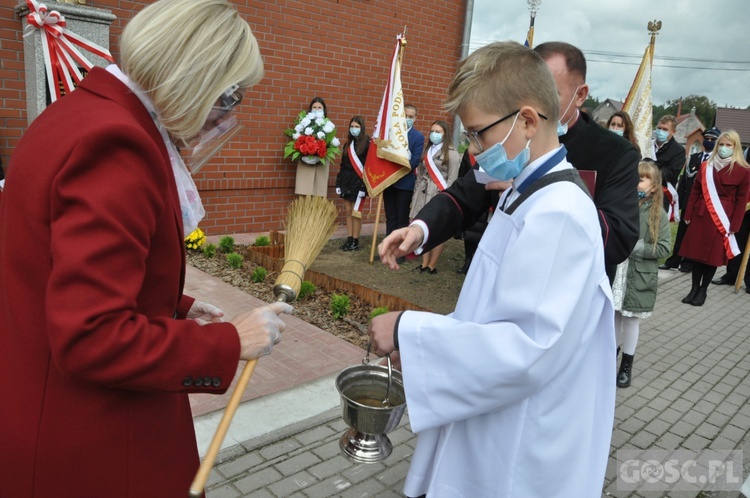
[370,41,616,498]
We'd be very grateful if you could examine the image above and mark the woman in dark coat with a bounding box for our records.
[679,130,750,306]
[336,116,370,251]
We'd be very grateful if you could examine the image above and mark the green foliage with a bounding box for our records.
[654,94,717,128]
[330,293,350,320]
[369,307,389,320]
[218,236,235,253]
[298,280,316,300]
[203,243,217,258]
[254,235,270,247]
[251,266,267,283]
[226,252,244,269]
[582,95,601,113]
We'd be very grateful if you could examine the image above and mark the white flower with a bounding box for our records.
[301,117,312,127]
[293,132,301,139]
[323,121,335,133]
[294,124,304,133]
[305,127,314,136]
[331,137,340,147]
[317,131,325,139]
[315,117,325,126]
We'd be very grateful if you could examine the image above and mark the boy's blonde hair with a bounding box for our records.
[445,41,558,125]
[658,114,677,132]
[121,0,264,141]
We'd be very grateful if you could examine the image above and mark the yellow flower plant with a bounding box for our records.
[185,228,206,251]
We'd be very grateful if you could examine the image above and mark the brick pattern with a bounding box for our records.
[0,1,466,234]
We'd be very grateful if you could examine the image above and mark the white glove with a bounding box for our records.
[187,300,225,325]
[232,302,293,359]
[335,188,342,195]
[358,191,366,198]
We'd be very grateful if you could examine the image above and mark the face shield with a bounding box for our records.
[183,85,244,174]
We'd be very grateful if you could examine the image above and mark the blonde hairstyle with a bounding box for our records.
[445,41,559,125]
[707,130,749,171]
[658,114,677,131]
[638,160,664,244]
[121,0,264,141]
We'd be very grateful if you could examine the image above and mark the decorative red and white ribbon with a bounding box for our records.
[664,182,680,222]
[424,146,447,191]
[349,141,364,179]
[25,0,114,103]
[701,163,740,259]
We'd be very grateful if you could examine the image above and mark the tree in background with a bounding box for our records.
[582,95,601,115]
[653,94,717,128]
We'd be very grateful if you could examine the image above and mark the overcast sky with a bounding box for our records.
[469,0,750,109]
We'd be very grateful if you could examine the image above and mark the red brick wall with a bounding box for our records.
[1,0,466,235]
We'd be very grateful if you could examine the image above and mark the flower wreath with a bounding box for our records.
[284,111,341,166]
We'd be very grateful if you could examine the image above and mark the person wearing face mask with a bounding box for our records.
[294,96,331,196]
[408,120,460,274]
[607,110,640,150]
[377,41,639,283]
[368,41,615,498]
[661,127,721,272]
[650,115,686,215]
[0,1,294,495]
[335,116,370,251]
[678,130,750,306]
[382,104,424,246]
[611,160,671,388]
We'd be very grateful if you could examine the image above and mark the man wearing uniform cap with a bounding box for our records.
[661,126,721,271]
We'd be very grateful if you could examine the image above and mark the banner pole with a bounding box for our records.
[369,194,384,264]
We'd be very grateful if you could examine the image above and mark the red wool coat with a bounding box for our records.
[679,161,750,266]
[0,68,241,497]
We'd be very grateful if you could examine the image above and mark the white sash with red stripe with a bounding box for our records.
[663,182,680,222]
[701,163,740,258]
[349,141,364,179]
[424,145,447,191]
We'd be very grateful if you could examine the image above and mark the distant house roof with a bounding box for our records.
[674,108,705,146]
[591,99,624,125]
[715,107,750,145]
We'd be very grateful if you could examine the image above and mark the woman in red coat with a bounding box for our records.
[0,1,291,496]
[679,129,750,306]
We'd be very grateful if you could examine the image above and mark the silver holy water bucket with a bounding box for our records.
[335,358,407,464]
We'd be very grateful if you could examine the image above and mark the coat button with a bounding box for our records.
[212,377,221,387]
[194,377,204,387]
[203,377,212,387]
[182,376,193,387]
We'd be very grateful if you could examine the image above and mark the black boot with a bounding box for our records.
[617,353,634,388]
[340,236,353,250]
[344,238,360,251]
[682,286,698,304]
[457,258,471,274]
[691,287,707,306]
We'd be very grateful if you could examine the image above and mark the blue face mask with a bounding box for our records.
[474,113,530,182]
[350,127,361,137]
[703,139,716,151]
[429,132,443,145]
[611,129,624,137]
[654,129,669,143]
[718,146,734,159]
[406,118,414,129]
[637,190,647,200]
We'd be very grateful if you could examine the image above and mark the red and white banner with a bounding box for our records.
[364,35,412,197]
[349,141,364,179]
[424,146,447,191]
[702,163,740,259]
[664,183,680,222]
[24,0,114,103]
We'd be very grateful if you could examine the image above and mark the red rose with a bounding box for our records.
[317,140,327,157]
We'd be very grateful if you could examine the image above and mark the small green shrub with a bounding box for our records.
[251,266,267,283]
[203,243,217,258]
[218,236,235,253]
[330,293,350,320]
[254,235,270,247]
[298,281,316,300]
[226,252,244,269]
[369,307,389,320]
